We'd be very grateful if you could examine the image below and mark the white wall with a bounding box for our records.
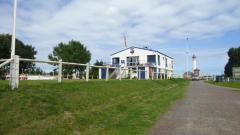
[111,47,173,71]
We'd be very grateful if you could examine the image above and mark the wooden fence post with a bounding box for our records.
[119,67,122,80]
[86,63,89,82]
[130,68,132,80]
[106,65,109,81]
[138,70,141,80]
[58,59,62,83]
[152,71,154,80]
[10,55,19,90]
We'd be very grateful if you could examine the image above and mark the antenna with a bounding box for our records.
[123,34,127,48]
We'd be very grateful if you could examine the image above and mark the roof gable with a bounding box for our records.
[111,46,173,59]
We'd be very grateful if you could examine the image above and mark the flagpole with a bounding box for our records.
[9,0,18,90]
[11,0,17,58]
[186,37,189,78]
[123,34,127,48]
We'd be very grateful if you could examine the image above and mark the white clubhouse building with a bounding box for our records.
[108,46,173,79]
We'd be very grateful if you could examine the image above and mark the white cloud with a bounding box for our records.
[0,0,239,73]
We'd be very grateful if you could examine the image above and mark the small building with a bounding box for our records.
[232,67,240,79]
[99,46,174,80]
[183,71,193,79]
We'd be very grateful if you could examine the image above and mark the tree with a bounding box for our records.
[0,34,37,78]
[28,67,44,75]
[224,47,240,77]
[90,60,104,79]
[48,40,91,75]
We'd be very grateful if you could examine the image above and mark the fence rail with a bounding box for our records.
[0,55,169,90]
[0,59,10,62]
[0,59,12,68]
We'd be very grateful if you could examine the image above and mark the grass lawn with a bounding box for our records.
[207,81,240,91]
[0,79,188,135]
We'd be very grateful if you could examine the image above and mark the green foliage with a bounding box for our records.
[0,68,5,80]
[48,40,91,75]
[28,67,44,75]
[0,79,188,135]
[90,60,104,78]
[224,47,240,77]
[0,34,37,78]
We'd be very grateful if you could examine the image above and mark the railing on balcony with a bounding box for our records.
[127,61,157,67]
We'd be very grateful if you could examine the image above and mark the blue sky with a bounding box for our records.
[0,0,239,75]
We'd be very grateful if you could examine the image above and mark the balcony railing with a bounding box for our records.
[111,62,173,69]
[126,61,157,67]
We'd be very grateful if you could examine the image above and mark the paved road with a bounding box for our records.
[150,81,240,135]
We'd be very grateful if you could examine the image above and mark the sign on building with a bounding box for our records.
[232,67,240,78]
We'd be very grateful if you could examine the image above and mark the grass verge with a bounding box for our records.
[0,79,188,135]
[207,81,240,91]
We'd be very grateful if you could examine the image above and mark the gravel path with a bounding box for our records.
[150,81,240,135]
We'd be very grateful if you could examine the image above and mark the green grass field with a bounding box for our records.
[0,79,188,135]
[207,81,240,91]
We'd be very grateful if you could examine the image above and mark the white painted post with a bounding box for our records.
[152,71,154,80]
[99,68,101,79]
[130,68,132,80]
[119,67,122,80]
[145,69,147,80]
[156,70,159,80]
[138,70,141,80]
[9,55,19,90]
[106,65,109,81]
[58,59,62,83]
[86,63,89,82]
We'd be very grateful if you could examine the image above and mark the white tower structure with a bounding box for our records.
[192,54,197,71]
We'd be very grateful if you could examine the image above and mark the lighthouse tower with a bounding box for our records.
[192,54,197,71]
[192,54,200,77]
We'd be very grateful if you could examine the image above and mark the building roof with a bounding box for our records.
[111,46,173,59]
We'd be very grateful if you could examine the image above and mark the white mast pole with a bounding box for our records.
[11,0,17,58]
[186,37,189,78]
[9,0,19,90]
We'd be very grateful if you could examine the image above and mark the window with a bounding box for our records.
[127,56,139,66]
[112,57,120,65]
[147,55,156,65]
[158,55,160,66]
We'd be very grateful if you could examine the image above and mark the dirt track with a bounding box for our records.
[150,81,240,135]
